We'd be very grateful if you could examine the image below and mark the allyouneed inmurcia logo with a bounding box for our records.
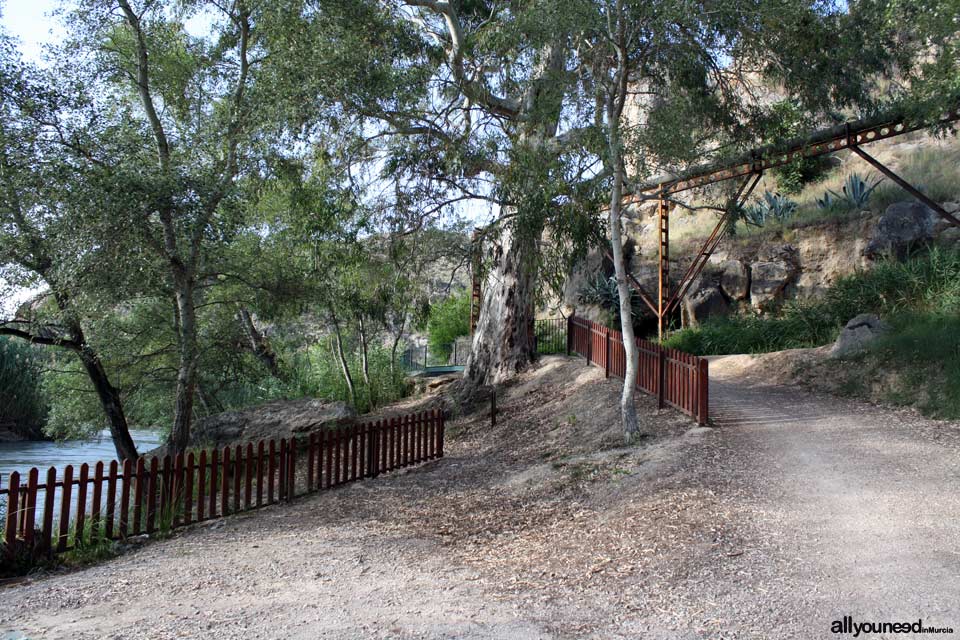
[832,616,955,636]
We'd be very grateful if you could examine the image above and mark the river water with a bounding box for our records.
[0,429,163,485]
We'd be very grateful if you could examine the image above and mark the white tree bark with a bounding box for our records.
[605,0,640,441]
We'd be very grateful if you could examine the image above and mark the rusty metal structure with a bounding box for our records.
[469,228,483,334]
[621,105,960,338]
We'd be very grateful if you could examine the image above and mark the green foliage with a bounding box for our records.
[577,273,645,331]
[297,341,411,414]
[823,173,882,210]
[426,290,471,360]
[742,192,798,227]
[0,338,47,434]
[665,247,960,356]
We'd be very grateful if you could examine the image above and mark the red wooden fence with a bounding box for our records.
[1,409,444,563]
[566,316,708,424]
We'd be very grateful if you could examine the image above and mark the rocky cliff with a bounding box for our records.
[560,198,960,329]
[556,133,960,329]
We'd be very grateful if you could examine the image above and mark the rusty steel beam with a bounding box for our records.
[657,193,670,340]
[666,172,762,316]
[627,105,960,200]
[849,145,960,228]
[598,245,659,316]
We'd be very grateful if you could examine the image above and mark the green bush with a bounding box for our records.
[0,337,48,434]
[296,341,410,414]
[426,289,471,359]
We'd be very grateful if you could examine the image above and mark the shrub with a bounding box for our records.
[295,341,410,414]
[742,191,798,227]
[426,289,471,359]
[821,173,882,210]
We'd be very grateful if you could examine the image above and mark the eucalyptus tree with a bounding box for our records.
[263,0,603,390]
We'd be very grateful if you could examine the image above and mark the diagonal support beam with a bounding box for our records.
[849,145,960,228]
[665,172,762,316]
[604,248,659,316]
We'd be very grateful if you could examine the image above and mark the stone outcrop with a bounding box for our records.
[749,245,799,311]
[718,260,750,300]
[190,398,356,448]
[682,284,729,327]
[863,202,936,259]
[830,314,889,359]
[555,195,960,326]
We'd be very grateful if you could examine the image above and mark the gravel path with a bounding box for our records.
[2,355,959,638]
[705,355,960,636]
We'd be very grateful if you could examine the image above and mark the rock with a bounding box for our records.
[683,285,729,327]
[718,260,750,300]
[190,398,357,448]
[750,262,793,310]
[829,314,889,359]
[863,202,935,260]
[750,246,799,311]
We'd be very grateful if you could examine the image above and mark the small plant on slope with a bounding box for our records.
[742,191,798,226]
[825,173,883,210]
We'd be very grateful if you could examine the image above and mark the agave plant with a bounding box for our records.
[816,191,836,210]
[828,173,883,209]
[742,191,798,226]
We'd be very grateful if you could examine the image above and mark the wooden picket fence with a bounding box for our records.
[566,316,709,424]
[1,409,444,563]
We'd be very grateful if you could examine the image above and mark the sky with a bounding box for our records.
[1,0,63,64]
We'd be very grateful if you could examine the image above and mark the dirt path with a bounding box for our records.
[2,355,959,638]
[707,355,960,634]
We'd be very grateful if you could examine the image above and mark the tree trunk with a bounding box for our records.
[464,223,540,387]
[605,14,641,442]
[389,314,407,378]
[77,346,139,461]
[168,277,199,453]
[608,145,641,442]
[237,305,284,380]
[357,315,374,407]
[329,309,357,406]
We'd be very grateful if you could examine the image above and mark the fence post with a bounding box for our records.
[605,330,611,378]
[566,316,573,356]
[697,358,709,425]
[288,443,297,501]
[587,325,593,365]
[4,471,20,559]
[657,347,666,410]
[438,411,445,458]
[368,422,379,478]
